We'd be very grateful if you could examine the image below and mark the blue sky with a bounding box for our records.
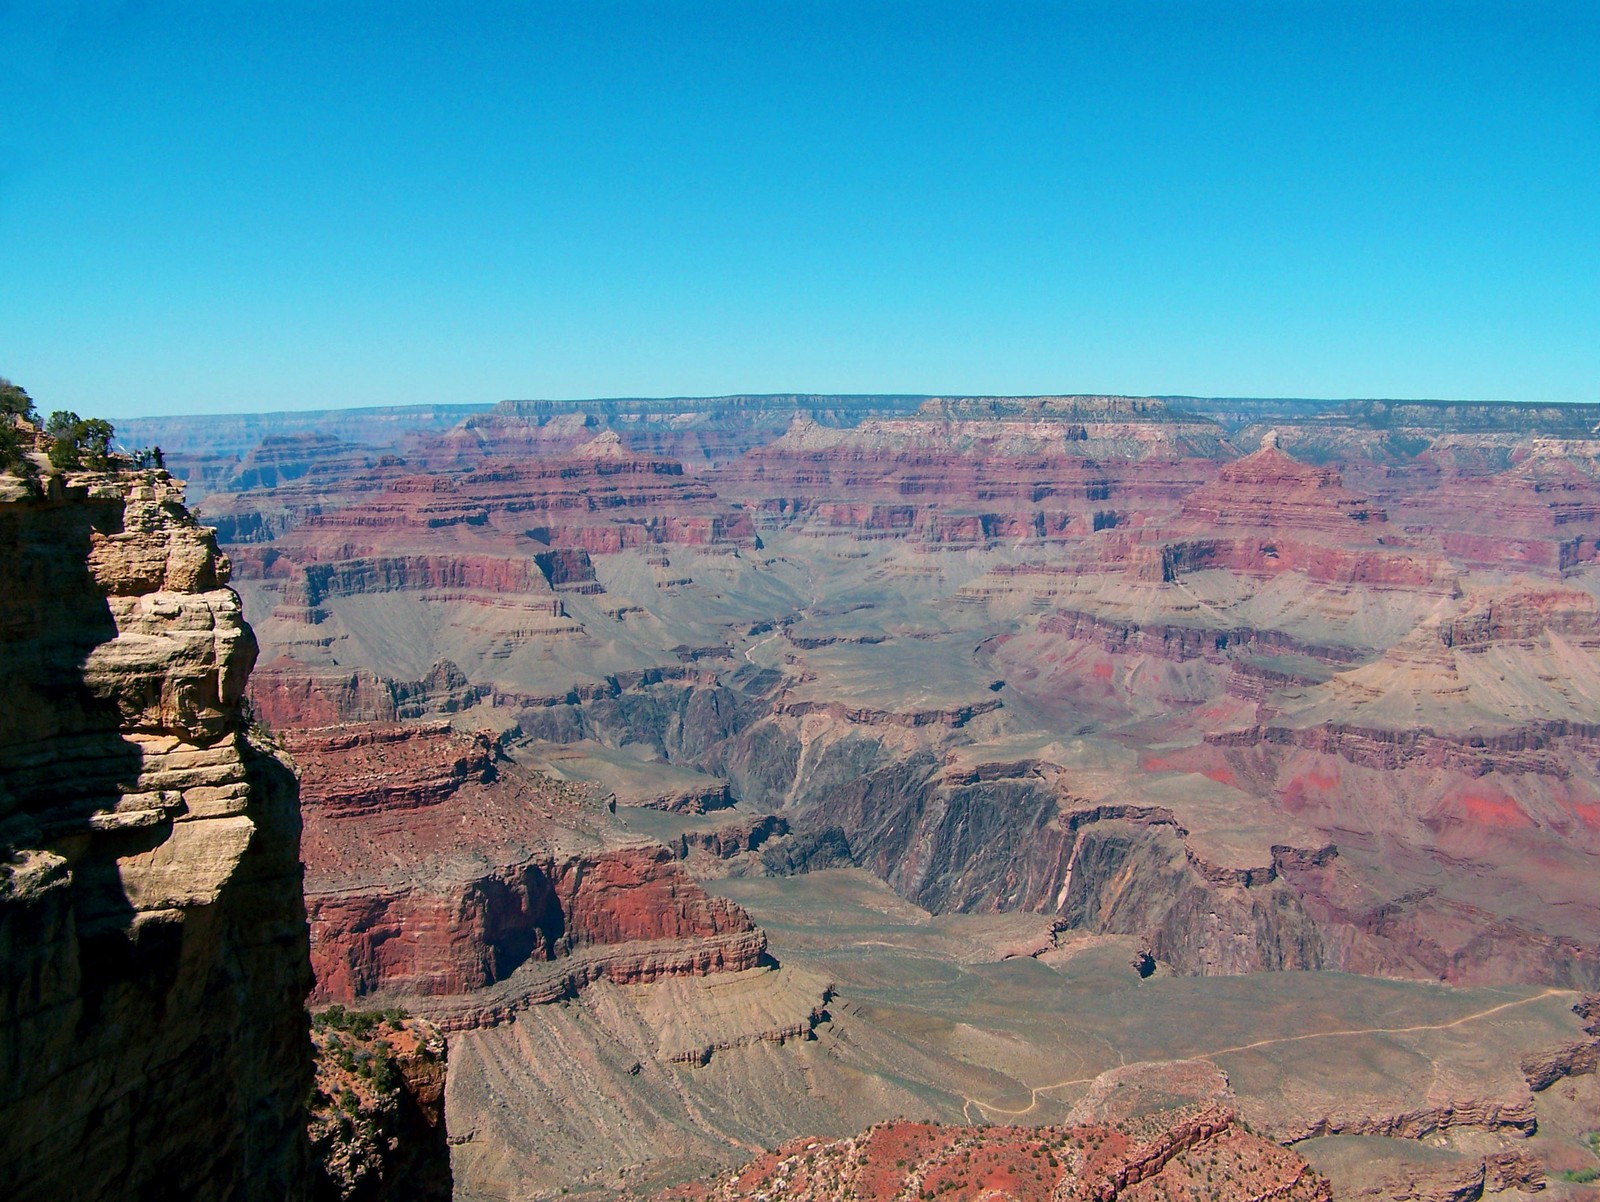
[2,1,1596,417]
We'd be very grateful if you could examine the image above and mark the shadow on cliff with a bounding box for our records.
[0,486,178,1019]
[3,479,320,1200]
[0,486,195,1195]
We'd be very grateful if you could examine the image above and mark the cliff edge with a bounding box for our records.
[0,470,314,1200]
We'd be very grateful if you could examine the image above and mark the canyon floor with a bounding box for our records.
[450,865,1595,1200]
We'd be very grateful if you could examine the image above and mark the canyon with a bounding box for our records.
[10,393,1600,1199]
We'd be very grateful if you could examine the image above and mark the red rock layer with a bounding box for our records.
[229,447,756,555]
[1444,585,1600,648]
[715,432,1213,548]
[286,722,765,1014]
[1181,444,1385,532]
[667,1111,1329,1202]
[249,659,488,729]
[1382,453,1600,572]
[216,442,761,645]
[1131,443,1467,589]
[1155,736,1600,986]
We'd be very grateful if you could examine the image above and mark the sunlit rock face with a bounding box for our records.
[285,718,767,1030]
[0,470,313,1201]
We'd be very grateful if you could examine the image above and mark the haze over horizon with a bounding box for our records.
[110,390,1600,427]
[4,2,1597,419]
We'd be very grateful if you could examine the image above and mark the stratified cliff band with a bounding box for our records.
[0,469,314,1201]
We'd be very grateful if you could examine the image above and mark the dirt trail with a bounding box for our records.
[962,987,1568,1121]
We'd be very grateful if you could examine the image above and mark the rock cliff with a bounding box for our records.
[287,720,767,1026]
[0,470,313,1200]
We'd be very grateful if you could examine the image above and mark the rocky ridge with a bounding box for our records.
[665,1110,1330,1202]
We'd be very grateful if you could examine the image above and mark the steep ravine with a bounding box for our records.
[510,672,1586,985]
[489,679,1337,978]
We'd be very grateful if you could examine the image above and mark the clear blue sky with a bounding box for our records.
[3,1,1596,418]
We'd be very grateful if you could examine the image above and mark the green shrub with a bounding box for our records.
[314,1004,348,1029]
[43,410,116,472]
[0,378,34,423]
[313,1004,411,1034]
[0,423,38,479]
[47,436,80,471]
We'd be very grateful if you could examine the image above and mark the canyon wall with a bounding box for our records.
[286,717,768,1029]
[183,394,1600,994]
[0,471,314,1200]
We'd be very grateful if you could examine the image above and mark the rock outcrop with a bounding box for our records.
[287,721,767,1026]
[309,1008,450,1202]
[1181,441,1385,531]
[667,1110,1330,1202]
[0,470,313,1201]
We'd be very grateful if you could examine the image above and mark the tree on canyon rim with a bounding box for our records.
[45,410,116,472]
[0,376,39,477]
[0,377,35,423]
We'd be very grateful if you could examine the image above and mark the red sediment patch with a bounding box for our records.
[1562,798,1600,829]
[1444,789,1535,829]
[1281,768,1340,810]
[663,1111,1329,1202]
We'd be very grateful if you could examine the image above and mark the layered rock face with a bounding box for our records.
[490,393,931,468]
[286,720,766,1028]
[712,403,1220,551]
[213,431,770,689]
[0,471,313,1201]
[1181,440,1385,531]
[1396,451,1600,572]
[1233,402,1600,573]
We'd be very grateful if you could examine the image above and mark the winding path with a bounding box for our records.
[961,987,1568,1122]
